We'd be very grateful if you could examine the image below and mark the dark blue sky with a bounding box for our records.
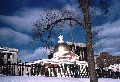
[0,0,120,62]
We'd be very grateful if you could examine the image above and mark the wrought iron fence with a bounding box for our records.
[0,63,120,79]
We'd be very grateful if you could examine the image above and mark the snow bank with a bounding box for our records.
[0,76,120,82]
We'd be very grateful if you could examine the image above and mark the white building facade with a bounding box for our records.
[0,47,18,75]
[21,35,89,77]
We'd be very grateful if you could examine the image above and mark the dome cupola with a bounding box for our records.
[53,35,70,53]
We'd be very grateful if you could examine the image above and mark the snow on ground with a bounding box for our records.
[0,76,120,82]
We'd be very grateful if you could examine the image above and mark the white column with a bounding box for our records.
[48,68,50,76]
[13,52,18,75]
[60,68,63,76]
[83,51,84,60]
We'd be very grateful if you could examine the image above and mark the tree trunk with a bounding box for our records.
[86,30,98,82]
[79,0,98,82]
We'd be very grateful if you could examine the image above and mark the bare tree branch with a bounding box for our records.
[31,0,111,82]
[48,17,85,29]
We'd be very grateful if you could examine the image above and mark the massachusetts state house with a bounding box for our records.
[24,35,89,77]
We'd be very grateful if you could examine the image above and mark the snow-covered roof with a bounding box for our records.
[0,47,18,53]
[66,41,86,47]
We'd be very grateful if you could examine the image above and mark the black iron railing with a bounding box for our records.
[0,63,120,79]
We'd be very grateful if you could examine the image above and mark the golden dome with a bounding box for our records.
[54,43,70,53]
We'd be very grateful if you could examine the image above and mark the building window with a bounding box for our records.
[2,53,6,58]
[7,61,11,65]
[7,53,12,59]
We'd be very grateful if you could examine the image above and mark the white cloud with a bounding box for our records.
[0,27,31,45]
[108,0,120,21]
[0,5,83,34]
[19,47,50,62]
[94,19,120,56]
[0,6,78,30]
[112,51,120,56]
[97,20,120,38]
[0,8,44,32]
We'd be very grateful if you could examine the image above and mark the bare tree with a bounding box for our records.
[32,0,111,82]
